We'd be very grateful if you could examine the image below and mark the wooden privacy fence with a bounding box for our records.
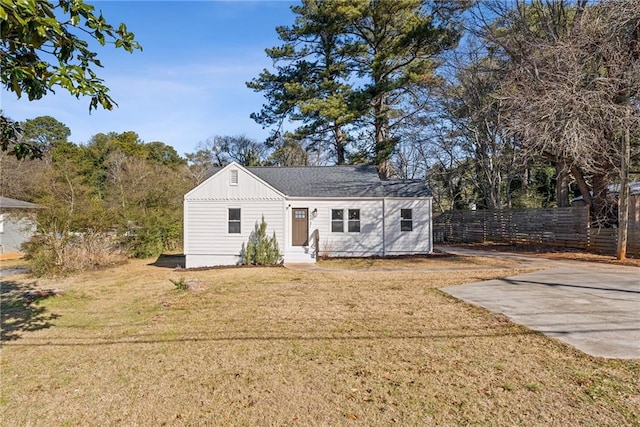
[433,206,640,256]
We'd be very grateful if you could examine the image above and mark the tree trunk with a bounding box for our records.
[617,119,631,260]
[591,173,609,227]
[373,94,393,180]
[521,166,529,192]
[570,164,592,207]
[333,125,346,165]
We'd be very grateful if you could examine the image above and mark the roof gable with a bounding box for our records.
[185,162,285,200]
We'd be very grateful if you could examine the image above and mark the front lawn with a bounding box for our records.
[1,257,638,425]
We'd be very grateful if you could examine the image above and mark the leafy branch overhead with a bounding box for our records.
[0,0,142,159]
[1,0,141,109]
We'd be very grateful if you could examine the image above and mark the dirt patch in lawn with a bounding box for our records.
[446,242,640,267]
[1,257,638,426]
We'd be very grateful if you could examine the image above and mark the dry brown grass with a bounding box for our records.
[1,256,638,426]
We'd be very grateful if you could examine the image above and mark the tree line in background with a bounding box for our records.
[0,117,188,273]
[2,0,640,272]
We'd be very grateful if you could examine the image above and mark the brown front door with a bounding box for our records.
[292,208,308,246]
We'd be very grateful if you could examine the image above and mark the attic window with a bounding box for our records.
[230,169,239,185]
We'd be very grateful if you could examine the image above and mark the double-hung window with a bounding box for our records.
[348,209,360,232]
[331,209,344,232]
[332,208,361,233]
[401,209,413,232]
[228,208,241,233]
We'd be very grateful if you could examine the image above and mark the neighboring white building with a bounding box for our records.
[0,196,40,259]
[183,162,433,268]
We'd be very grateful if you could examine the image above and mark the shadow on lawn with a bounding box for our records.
[1,280,60,342]
[149,254,186,269]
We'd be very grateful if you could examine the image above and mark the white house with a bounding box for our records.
[0,196,40,259]
[183,162,433,267]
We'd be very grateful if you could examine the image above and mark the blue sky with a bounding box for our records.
[0,1,297,155]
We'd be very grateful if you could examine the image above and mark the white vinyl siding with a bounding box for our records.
[0,213,37,254]
[185,164,287,267]
[185,200,284,259]
[286,200,384,257]
[384,199,432,254]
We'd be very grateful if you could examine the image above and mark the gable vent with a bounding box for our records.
[230,169,239,185]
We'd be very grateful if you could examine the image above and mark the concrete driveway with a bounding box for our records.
[439,246,640,359]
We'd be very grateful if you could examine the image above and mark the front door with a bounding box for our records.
[292,208,309,246]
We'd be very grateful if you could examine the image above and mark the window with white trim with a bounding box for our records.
[228,208,241,233]
[348,209,360,232]
[401,208,413,232]
[331,209,344,232]
[230,169,239,185]
[331,209,362,233]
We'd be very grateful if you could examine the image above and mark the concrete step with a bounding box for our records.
[284,251,316,263]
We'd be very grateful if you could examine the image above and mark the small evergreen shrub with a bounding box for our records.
[244,217,282,266]
[170,277,189,291]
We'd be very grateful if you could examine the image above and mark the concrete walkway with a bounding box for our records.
[440,246,640,359]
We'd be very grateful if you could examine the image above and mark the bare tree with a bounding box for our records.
[475,0,640,224]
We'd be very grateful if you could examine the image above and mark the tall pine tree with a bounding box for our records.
[249,0,466,175]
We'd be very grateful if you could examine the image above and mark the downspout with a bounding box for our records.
[429,198,433,254]
[283,201,289,261]
[382,198,386,256]
[183,197,189,267]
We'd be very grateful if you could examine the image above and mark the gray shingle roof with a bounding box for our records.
[208,164,432,198]
[573,181,640,202]
[382,180,433,198]
[609,181,640,195]
[0,196,41,209]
